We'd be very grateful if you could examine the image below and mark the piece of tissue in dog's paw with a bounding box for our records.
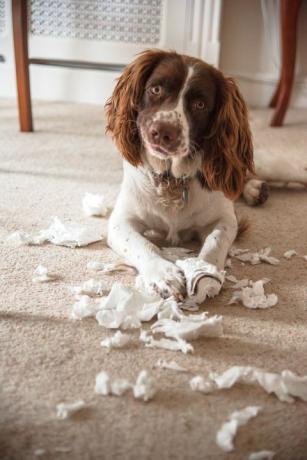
[176,258,224,302]
[142,260,186,301]
[82,193,109,217]
[191,276,222,303]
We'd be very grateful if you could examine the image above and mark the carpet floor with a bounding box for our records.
[1,100,307,460]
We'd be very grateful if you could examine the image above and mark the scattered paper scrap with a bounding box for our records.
[56,400,87,419]
[101,331,132,349]
[190,375,216,393]
[133,370,156,402]
[34,449,46,457]
[32,265,59,283]
[87,260,135,274]
[71,295,100,320]
[95,371,132,396]
[197,366,307,403]
[71,279,108,297]
[154,359,188,372]
[216,406,262,452]
[248,451,275,460]
[283,250,297,259]
[230,247,279,266]
[82,193,108,217]
[140,330,194,354]
[229,280,278,309]
[8,217,103,248]
[151,314,223,341]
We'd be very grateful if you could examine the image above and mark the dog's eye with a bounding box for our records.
[193,100,206,110]
[150,85,162,96]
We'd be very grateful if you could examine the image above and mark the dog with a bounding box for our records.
[105,49,304,303]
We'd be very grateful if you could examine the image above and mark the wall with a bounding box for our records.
[219,0,307,108]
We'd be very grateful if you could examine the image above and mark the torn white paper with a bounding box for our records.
[96,283,161,330]
[283,250,297,259]
[231,247,279,266]
[8,218,103,248]
[154,359,188,372]
[229,280,278,309]
[71,295,100,320]
[87,260,135,274]
[82,193,108,217]
[206,366,307,403]
[229,248,250,257]
[95,371,132,396]
[56,400,86,419]
[248,451,275,460]
[140,330,194,354]
[71,278,107,296]
[176,258,225,303]
[133,370,156,402]
[101,331,132,349]
[151,314,223,341]
[32,265,58,283]
[190,375,216,393]
[216,406,262,452]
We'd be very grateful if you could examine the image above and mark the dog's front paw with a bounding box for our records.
[141,259,186,301]
[191,276,221,304]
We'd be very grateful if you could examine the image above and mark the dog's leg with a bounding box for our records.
[107,215,186,300]
[243,178,269,206]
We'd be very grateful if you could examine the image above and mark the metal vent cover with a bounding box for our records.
[29,0,163,44]
[0,0,5,36]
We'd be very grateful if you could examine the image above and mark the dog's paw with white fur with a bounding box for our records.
[141,259,186,301]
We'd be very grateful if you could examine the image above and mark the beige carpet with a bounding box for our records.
[1,100,307,460]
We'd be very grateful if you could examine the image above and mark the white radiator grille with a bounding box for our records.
[0,0,5,35]
[29,0,163,44]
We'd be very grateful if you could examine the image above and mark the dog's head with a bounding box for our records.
[106,49,254,199]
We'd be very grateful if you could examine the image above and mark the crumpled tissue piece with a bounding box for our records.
[87,260,135,274]
[248,451,275,460]
[229,280,278,309]
[231,247,279,266]
[71,278,107,296]
[140,330,193,354]
[154,359,188,372]
[151,313,223,341]
[32,265,59,283]
[133,370,156,402]
[56,400,87,419]
[216,406,262,452]
[82,193,109,217]
[101,331,132,349]
[95,370,156,401]
[96,283,161,329]
[95,371,131,396]
[190,375,216,393]
[197,366,307,403]
[176,258,225,303]
[283,249,297,259]
[71,295,100,320]
[8,217,103,248]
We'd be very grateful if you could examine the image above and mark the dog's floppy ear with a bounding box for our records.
[202,74,254,200]
[105,49,168,166]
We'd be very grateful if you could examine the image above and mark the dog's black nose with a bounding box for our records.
[149,121,180,149]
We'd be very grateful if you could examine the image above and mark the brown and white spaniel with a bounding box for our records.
[104,50,272,302]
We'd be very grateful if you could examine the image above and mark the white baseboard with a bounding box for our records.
[226,70,307,108]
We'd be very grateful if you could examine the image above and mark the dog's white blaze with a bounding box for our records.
[152,67,194,155]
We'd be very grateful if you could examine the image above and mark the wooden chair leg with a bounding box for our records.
[12,0,33,132]
[270,0,302,127]
[269,78,281,108]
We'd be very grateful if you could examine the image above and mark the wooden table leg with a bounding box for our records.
[12,0,33,132]
[270,0,302,127]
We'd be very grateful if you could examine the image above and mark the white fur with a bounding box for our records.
[108,161,237,301]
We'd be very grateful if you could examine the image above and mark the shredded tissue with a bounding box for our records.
[56,400,87,419]
[82,193,109,217]
[229,280,278,309]
[32,265,58,283]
